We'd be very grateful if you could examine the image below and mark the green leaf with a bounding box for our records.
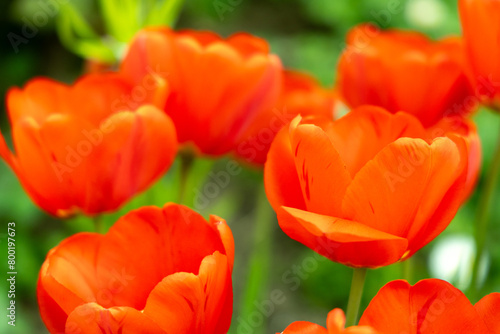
[56,2,116,62]
[145,0,186,27]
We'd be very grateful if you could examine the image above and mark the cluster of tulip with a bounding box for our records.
[0,0,499,333]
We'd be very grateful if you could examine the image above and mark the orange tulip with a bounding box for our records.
[359,279,499,333]
[264,106,469,268]
[279,308,377,334]
[235,70,336,165]
[460,0,500,110]
[337,24,475,127]
[121,27,282,156]
[37,203,234,334]
[0,73,177,217]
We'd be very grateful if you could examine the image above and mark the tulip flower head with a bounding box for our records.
[0,73,177,217]
[337,24,475,126]
[359,279,500,333]
[37,203,234,333]
[121,27,283,156]
[265,106,469,268]
[279,308,377,334]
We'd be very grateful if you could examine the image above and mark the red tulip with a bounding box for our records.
[279,308,377,334]
[121,27,282,156]
[265,106,469,268]
[337,24,475,126]
[37,203,234,333]
[460,0,500,110]
[0,73,177,217]
[236,70,336,165]
[359,279,499,333]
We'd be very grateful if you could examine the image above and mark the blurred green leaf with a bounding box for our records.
[145,0,186,27]
[56,2,116,62]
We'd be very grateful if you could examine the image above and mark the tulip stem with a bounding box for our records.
[345,267,368,327]
[469,123,500,301]
[178,151,195,205]
[239,184,273,334]
[403,257,413,284]
[93,215,105,234]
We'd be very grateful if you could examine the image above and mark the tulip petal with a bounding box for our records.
[37,268,79,334]
[65,303,164,334]
[338,25,393,110]
[11,117,77,215]
[143,272,203,333]
[342,137,465,249]
[126,106,178,190]
[7,79,69,125]
[143,252,233,334]
[36,114,101,212]
[172,37,281,154]
[210,215,235,272]
[68,74,136,124]
[264,125,307,211]
[428,117,481,199]
[326,308,346,334]
[69,73,169,125]
[460,0,500,87]
[144,252,232,334]
[291,120,352,217]
[197,252,233,334]
[38,234,103,333]
[343,327,378,334]
[405,135,468,256]
[159,204,229,272]
[121,28,175,86]
[277,207,408,268]
[359,279,489,333]
[179,29,220,46]
[81,110,140,213]
[228,32,270,56]
[80,106,177,214]
[326,107,427,176]
[358,280,411,332]
[0,125,55,215]
[424,41,475,124]
[329,309,380,334]
[475,293,500,333]
[281,321,328,334]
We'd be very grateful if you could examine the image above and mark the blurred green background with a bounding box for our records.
[0,0,499,333]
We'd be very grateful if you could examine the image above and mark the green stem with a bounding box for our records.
[93,215,105,234]
[239,184,274,334]
[345,267,368,327]
[178,152,195,205]
[469,124,500,301]
[403,257,413,284]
